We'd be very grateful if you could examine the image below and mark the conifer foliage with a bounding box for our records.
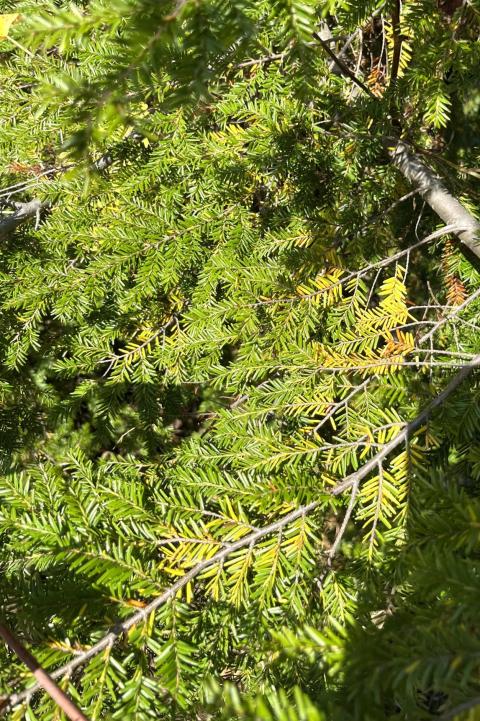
[0,0,480,719]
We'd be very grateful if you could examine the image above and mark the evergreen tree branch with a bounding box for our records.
[5,352,480,713]
[3,501,319,713]
[1,3,479,717]
[252,224,468,307]
[312,20,480,260]
[236,50,287,68]
[332,353,480,495]
[0,137,134,240]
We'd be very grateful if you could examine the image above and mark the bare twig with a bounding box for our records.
[306,360,474,372]
[334,29,360,64]
[251,224,467,308]
[313,380,370,434]
[316,22,361,76]
[418,286,480,344]
[316,479,360,590]
[236,51,287,68]
[349,28,364,102]
[0,168,61,200]
[438,696,480,721]
[312,31,376,99]
[0,623,89,721]
[309,20,480,260]
[235,38,346,69]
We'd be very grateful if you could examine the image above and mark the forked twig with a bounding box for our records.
[316,479,360,591]
[332,353,480,495]
[418,286,480,344]
[312,31,376,99]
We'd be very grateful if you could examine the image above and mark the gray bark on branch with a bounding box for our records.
[0,200,46,240]
[387,139,480,260]
[0,140,132,240]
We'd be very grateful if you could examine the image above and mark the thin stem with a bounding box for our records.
[313,380,370,434]
[316,480,360,590]
[250,224,466,308]
[389,0,402,89]
[312,31,376,99]
[418,286,480,344]
[0,623,89,721]
[4,501,319,712]
[438,696,480,721]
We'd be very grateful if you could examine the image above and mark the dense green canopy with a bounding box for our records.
[0,1,480,719]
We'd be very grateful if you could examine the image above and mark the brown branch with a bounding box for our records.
[389,0,402,89]
[312,31,376,99]
[0,623,89,721]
